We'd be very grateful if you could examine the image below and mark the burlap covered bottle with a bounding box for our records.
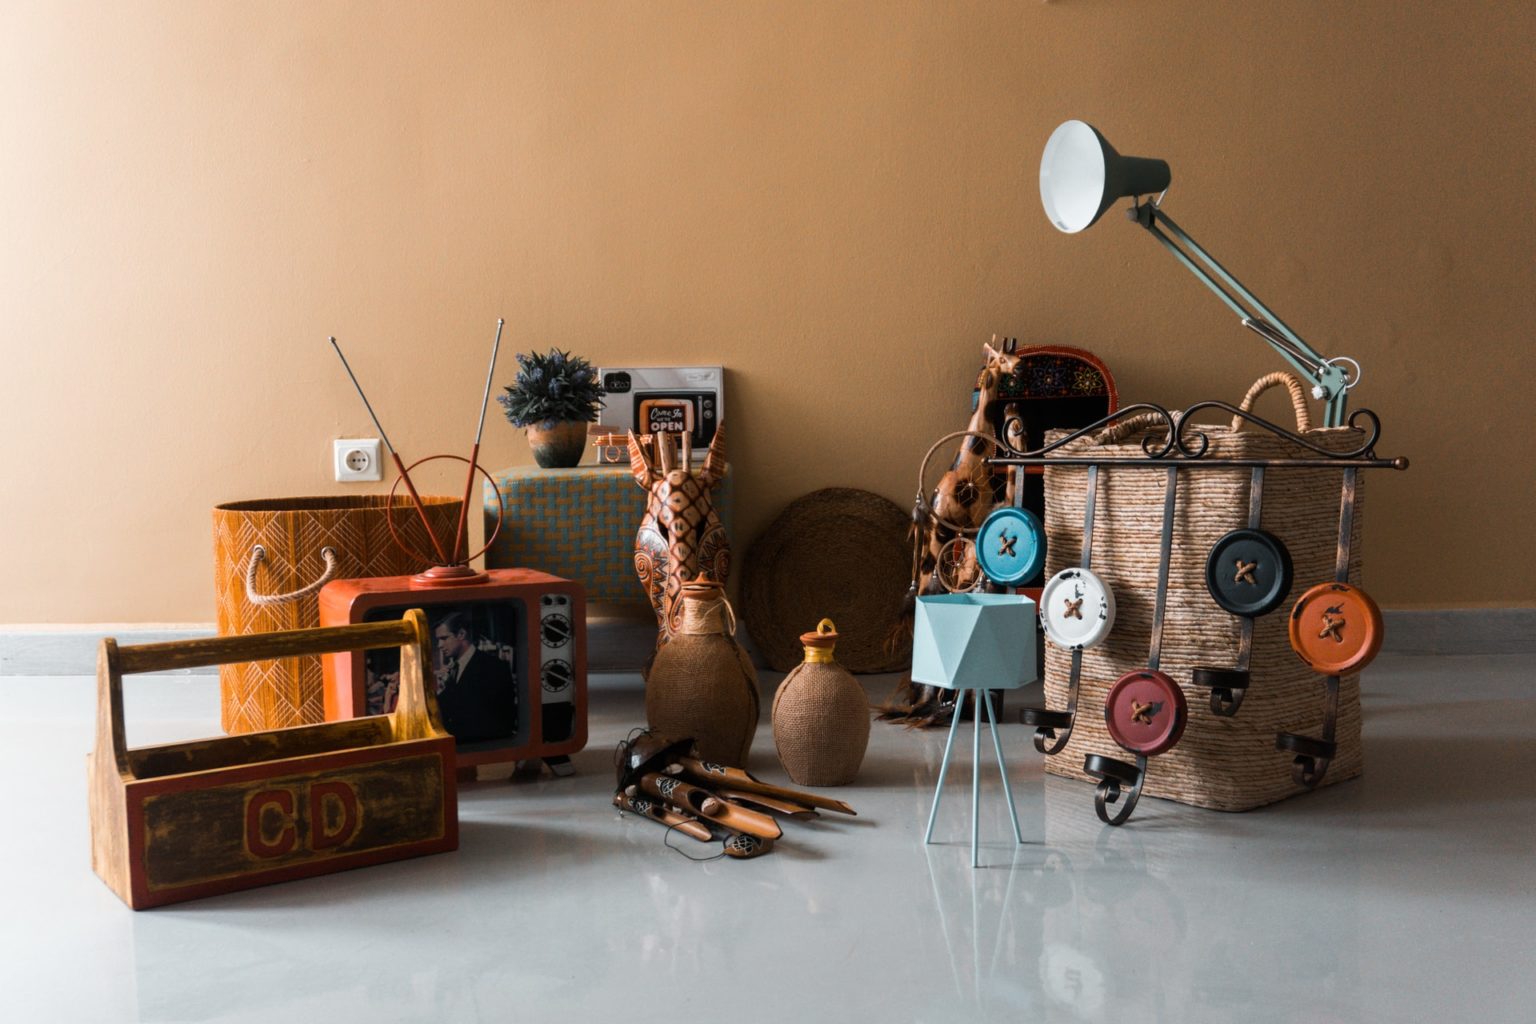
[771,619,870,786]
[645,579,759,765]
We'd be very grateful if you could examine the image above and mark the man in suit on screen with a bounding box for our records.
[431,610,518,742]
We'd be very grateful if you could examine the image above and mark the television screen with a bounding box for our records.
[363,601,524,749]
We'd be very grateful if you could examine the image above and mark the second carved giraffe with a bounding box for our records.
[627,425,731,646]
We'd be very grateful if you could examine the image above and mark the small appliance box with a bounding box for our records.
[319,569,586,771]
[598,366,723,448]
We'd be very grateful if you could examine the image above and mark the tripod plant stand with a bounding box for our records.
[914,592,1036,866]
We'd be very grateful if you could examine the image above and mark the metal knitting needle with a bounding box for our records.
[329,336,449,563]
[451,318,504,564]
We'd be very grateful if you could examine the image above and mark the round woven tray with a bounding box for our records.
[741,488,912,673]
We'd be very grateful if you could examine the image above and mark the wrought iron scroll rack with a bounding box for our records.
[914,399,1407,826]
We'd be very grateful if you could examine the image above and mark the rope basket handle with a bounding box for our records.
[244,544,340,606]
[1094,411,1177,446]
[1232,371,1312,432]
[1091,372,1312,446]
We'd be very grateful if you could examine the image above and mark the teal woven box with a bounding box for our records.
[483,465,732,602]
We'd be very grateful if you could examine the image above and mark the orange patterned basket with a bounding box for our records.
[211,495,460,734]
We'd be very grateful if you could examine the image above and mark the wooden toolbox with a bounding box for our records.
[88,610,458,910]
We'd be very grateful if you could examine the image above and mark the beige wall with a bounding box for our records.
[2,1,1532,623]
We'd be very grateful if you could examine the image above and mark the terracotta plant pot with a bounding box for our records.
[527,420,588,468]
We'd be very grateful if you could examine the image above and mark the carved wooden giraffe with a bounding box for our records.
[921,340,1022,588]
[628,425,730,643]
[885,341,1023,726]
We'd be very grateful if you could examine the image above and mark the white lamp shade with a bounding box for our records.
[1039,120,1171,234]
[1040,120,1109,234]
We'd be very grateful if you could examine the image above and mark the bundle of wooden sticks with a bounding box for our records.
[613,732,855,858]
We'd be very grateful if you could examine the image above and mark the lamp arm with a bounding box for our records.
[1134,205,1351,427]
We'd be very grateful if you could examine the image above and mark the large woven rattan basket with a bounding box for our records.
[1041,375,1368,811]
[741,488,912,673]
[212,495,460,734]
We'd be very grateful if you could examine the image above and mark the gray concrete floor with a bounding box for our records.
[2,653,1532,1023]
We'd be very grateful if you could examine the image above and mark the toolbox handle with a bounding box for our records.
[94,611,440,778]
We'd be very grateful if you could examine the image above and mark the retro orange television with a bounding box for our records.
[319,569,587,776]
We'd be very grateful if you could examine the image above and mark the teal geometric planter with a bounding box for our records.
[912,593,1038,692]
[913,593,1037,866]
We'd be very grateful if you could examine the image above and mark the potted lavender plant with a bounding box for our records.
[497,349,606,468]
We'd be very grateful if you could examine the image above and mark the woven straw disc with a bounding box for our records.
[741,488,912,673]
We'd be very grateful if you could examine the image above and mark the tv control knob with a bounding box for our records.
[541,659,574,693]
[541,613,573,648]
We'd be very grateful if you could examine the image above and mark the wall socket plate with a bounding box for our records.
[334,438,383,482]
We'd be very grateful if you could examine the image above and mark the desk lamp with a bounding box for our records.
[1039,119,1358,426]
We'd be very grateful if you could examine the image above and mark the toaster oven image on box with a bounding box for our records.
[598,366,723,448]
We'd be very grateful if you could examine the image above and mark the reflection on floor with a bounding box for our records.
[3,652,1533,1023]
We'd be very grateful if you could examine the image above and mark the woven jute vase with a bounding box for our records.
[212,495,460,734]
[771,619,870,786]
[1040,373,1368,811]
[644,580,760,764]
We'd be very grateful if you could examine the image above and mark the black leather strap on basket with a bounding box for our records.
[1019,464,1100,754]
[1275,466,1361,789]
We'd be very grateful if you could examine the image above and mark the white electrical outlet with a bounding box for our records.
[334,438,383,482]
